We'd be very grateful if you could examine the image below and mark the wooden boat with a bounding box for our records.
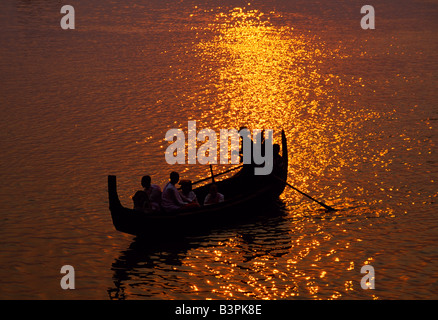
[108,130,288,237]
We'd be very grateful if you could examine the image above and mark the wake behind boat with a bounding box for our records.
[108,130,288,237]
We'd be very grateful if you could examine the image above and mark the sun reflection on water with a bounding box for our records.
[184,6,394,208]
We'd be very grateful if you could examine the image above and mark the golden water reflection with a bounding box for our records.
[184,6,394,207]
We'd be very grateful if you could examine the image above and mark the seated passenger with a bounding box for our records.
[161,172,188,212]
[141,175,162,212]
[204,184,224,206]
[179,180,199,207]
[132,190,151,213]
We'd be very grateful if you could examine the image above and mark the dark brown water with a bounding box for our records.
[0,0,437,299]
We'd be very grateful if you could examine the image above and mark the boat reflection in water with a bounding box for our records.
[107,204,290,300]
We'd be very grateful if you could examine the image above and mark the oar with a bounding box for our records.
[209,165,216,184]
[190,164,244,186]
[274,175,336,212]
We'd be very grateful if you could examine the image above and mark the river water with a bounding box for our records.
[0,0,437,299]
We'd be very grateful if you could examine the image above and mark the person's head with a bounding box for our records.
[273,144,280,155]
[141,175,151,188]
[180,180,192,194]
[170,171,180,184]
[209,184,218,195]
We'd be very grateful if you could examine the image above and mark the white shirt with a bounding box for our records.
[180,190,198,203]
[161,182,187,212]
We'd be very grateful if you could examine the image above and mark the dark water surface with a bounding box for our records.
[0,0,437,299]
